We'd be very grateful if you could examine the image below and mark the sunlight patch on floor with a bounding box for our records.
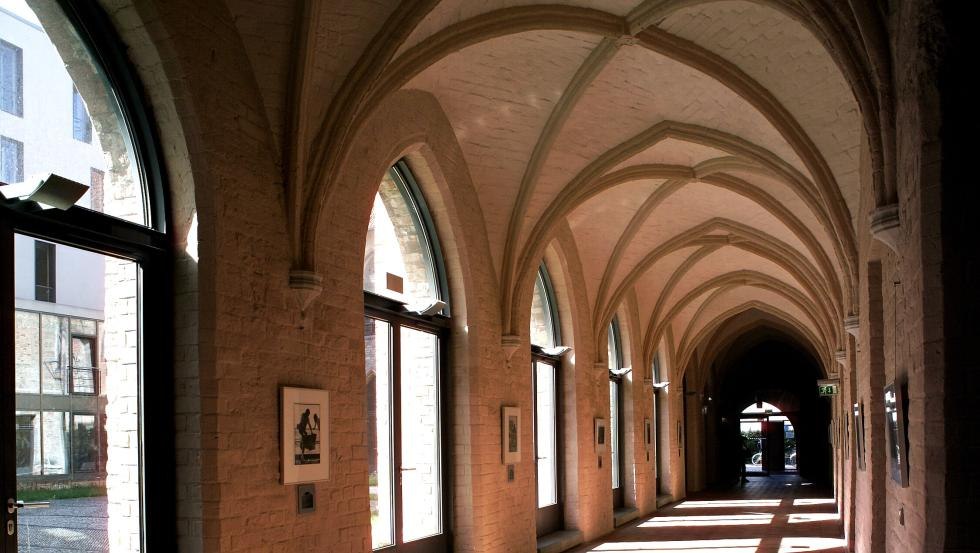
[793,498,836,506]
[589,538,762,552]
[637,514,774,527]
[778,537,847,552]
[788,513,840,523]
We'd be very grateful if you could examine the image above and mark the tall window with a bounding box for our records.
[34,240,56,302]
[0,39,23,116]
[652,351,669,495]
[1,135,23,183]
[72,85,92,143]
[530,264,563,537]
[608,317,625,509]
[2,1,171,550]
[365,161,449,552]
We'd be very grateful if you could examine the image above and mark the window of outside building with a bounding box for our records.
[0,38,23,116]
[1,135,24,183]
[90,167,104,212]
[365,160,449,552]
[72,85,92,143]
[34,240,56,302]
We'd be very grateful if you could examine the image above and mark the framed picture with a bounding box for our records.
[594,418,608,453]
[644,418,653,451]
[502,406,521,464]
[281,386,329,484]
[884,380,909,487]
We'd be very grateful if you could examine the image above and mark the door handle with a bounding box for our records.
[6,498,23,514]
[400,467,416,471]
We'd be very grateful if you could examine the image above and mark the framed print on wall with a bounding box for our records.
[281,386,330,484]
[594,418,608,453]
[644,418,653,451]
[502,405,521,463]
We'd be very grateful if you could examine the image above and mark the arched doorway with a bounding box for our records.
[740,402,797,476]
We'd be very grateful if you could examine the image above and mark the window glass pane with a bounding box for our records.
[365,318,394,549]
[1,135,24,183]
[41,411,70,475]
[0,2,147,223]
[535,361,558,507]
[400,327,442,542]
[72,336,97,394]
[15,411,39,475]
[72,317,98,336]
[607,321,619,371]
[14,236,141,552]
[40,313,68,395]
[1,38,24,116]
[610,380,620,490]
[530,270,556,348]
[73,85,92,143]
[72,414,99,473]
[15,310,39,393]
[364,168,440,307]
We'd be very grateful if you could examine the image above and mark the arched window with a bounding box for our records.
[364,160,449,552]
[2,1,171,550]
[651,350,670,495]
[364,161,447,313]
[607,317,625,509]
[530,264,564,536]
[530,264,559,348]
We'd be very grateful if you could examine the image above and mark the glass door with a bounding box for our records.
[366,312,448,553]
[2,230,153,552]
[533,357,561,536]
[609,378,624,509]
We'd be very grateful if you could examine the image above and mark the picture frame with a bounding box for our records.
[502,405,521,464]
[594,417,608,453]
[644,418,653,451]
[281,386,329,484]
[884,380,910,487]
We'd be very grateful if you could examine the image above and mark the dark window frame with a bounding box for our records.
[0,0,172,550]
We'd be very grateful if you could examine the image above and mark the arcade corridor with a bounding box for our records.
[574,475,844,553]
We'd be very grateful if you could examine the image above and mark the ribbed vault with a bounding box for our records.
[292,0,891,380]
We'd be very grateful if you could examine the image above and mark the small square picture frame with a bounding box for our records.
[594,417,608,453]
[502,405,521,464]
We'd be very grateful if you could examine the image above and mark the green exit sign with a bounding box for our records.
[817,379,840,396]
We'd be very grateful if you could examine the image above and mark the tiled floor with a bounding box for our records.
[571,474,846,553]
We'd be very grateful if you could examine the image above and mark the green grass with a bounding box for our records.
[17,486,106,502]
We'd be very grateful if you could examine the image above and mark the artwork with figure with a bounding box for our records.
[281,387,329,484]
[501,406,521,463]
[294,403,321,465]
[508,414,519,453]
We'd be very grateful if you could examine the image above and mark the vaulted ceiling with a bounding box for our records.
[243,0,888,376]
